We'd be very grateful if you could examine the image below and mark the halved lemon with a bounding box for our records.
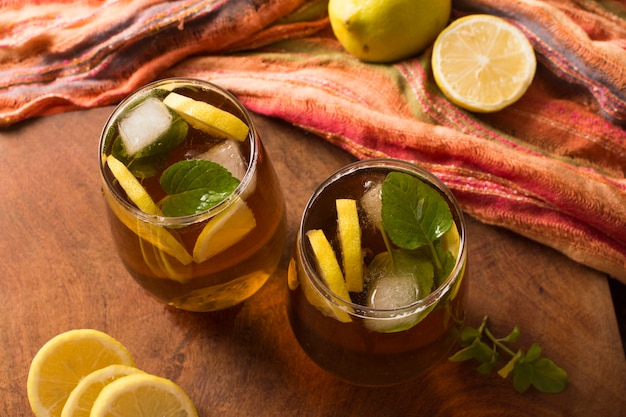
[336,199,363,292]
[61,365,144,417]
[163,92,249,141]
[432,14,536,112]
[27,330,135,417]
[90,373,198,417]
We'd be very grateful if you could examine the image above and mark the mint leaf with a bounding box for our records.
[159,160,240,217]
[450,316,569,394]
[381,172,453,251]
[391,248,434,296]
[526,357,569,393]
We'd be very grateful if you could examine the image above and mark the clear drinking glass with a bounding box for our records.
[287,159,467,386]
[99,78,286,312]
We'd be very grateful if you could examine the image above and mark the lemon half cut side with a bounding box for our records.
[432,14,537,112]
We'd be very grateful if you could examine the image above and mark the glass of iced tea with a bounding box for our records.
[287,159,467,386]
[99,78,286,312]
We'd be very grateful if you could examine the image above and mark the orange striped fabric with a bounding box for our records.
[1,0,625,282]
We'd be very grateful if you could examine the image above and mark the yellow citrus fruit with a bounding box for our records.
[163,92,249,141]
[106,155,161,215]
[27,330,135,417]
[60,365,144,417]
[336,199,363,292]
[306,229,352,302]
[328,0,451,63]
[192,196,256,263]
[104,155,193,267]
[89,373,198,417]
[432,14,537,112]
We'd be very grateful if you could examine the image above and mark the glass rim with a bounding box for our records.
[98,77,258,227]
[297,158,467,318]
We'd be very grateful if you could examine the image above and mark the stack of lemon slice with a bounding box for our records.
[27,329,198,417]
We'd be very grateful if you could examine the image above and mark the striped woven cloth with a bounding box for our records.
[1,0,625,282]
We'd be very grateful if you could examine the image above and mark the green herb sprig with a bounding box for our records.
[449,316,569,393]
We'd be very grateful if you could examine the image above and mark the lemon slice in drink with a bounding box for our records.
[106,155,161,215]
[61,365,144,417]
[432,14,536,112]
[27,330,135,417]
[90,373,198,417]
[306,229,353,303]
[163,92,249,141]
[105,155,193,266]
[336,199,363,292]
[192,196,256,263]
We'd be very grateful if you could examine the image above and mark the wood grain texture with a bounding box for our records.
[0,107,624,416]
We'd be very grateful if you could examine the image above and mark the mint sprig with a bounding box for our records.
[159,160,240,217]
[449,316,569,393]
[380,172,455,288]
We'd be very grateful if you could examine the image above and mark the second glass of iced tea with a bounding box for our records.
[287,159,467,386]
[99,78,286,312]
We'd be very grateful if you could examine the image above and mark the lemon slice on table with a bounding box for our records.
[192,196,256,264]
[90,373,198,417]
[163,92,249,141]
[432,14,536,112]
[27,330,135,417]
[105,155,193,266]
[61,365,144,417]
[336,199,363,292]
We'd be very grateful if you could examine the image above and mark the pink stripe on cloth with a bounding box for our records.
[1,0,625,283]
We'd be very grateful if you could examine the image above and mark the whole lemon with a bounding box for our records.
[328,0,452,63]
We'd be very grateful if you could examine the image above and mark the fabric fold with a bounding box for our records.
[1,0,625,283]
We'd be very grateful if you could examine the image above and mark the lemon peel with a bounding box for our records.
[163,92,249,141]
[432,14,536,112]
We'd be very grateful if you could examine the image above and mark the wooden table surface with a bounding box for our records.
[1,106,625,417]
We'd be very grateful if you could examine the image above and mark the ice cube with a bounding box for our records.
[119,97,172,156]
[367,274,420,310]
[197,139,256,197]
[364,273,432,333]
[197,139,246,180]
[360,181,382,230]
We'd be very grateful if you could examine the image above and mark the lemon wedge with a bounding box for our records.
[192,197,256,264]
[336,199,363,292]
[432,14,536,112]
[61,365,144,417]
[90,373,198,417]
[163,92,249,141]
[27,330,135,417]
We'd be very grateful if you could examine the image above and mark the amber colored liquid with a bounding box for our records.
[287,165,466,386]
[101,82,286,312]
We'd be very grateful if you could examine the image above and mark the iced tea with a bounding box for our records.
[287,159,467,386]
[99,78,286,312]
